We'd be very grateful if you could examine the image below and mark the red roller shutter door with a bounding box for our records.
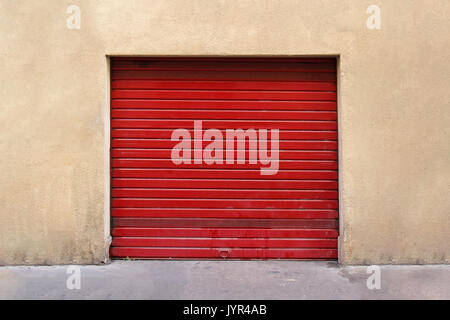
[110,57,338,259]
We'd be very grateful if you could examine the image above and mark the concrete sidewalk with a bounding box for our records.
[0,261,449,299]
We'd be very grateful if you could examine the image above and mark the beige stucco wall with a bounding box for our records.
[0,0,449,265]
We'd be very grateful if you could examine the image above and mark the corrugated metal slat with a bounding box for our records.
[110,57,338,260]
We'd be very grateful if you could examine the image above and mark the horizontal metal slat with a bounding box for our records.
[112,70,336,81]
[111,139,337,150]
[112,149,337,160]
[111,227,338,238]
[112,199,338,209]
[111,109,337,120]
[111,129,337,140]
[111,178,338,189]
[112,80,337,91]
[111,237,337,248]
[112,57,336,63]
[111,159,337,170]
[111,90,336,101]
[110,247,338,259]
[111,60,336,72]
[112,217,337,228]
[112,169,338,179]
[111,208,338,219]
[112,119,337,130]
[111,100,337,110]
[111,188,338,199]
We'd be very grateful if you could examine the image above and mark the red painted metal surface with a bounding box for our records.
[112,100,337,110]
[112,119,337,130]
[110,247,337,259]
[112,169,337,179]
[112,227,338,238]
[112,238,337,248]
[110,57,338,260]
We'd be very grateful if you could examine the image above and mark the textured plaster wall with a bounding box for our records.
[0,0,449,265]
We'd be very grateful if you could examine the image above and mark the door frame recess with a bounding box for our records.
[103,55,343,263]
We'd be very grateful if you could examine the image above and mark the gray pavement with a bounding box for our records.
[0,261,449,299]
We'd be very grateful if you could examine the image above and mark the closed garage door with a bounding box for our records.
[110,57,338,259]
